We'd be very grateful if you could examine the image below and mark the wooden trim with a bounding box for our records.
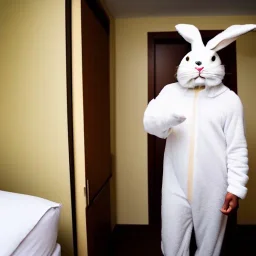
[84,0,110,34]
[147,31,237,225]
[65,0,78,255]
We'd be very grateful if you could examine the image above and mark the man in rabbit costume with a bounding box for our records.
[143,24,256,256]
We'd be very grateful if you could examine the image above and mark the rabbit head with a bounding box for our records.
[176,24,256,88]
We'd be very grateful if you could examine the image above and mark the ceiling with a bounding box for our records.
[103,0,256,18]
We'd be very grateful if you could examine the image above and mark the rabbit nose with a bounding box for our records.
[196,67,204,72]
[195,61,202,66]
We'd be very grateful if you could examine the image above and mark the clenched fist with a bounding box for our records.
[221,192,239,215]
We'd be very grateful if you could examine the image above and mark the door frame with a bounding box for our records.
[147,31,237,225]
[65,0,110,255]
[65,0,78,255]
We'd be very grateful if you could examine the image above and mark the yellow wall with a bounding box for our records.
[0,1,74,255]
[115,16,256,225]
[72,0,88,255]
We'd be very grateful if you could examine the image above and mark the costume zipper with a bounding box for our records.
[187,87,203,203]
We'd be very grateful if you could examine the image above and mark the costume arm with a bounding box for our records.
[143,85,185,139]
[224,96,249,199]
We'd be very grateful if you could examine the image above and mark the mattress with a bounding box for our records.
[12,207,61,256]
[0,190,62,256]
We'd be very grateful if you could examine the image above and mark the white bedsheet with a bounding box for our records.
[0,190,61,256]
[12,207,61,256]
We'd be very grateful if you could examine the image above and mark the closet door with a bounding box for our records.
[81,0,111,255]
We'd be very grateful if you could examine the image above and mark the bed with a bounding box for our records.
[0,190,62,256]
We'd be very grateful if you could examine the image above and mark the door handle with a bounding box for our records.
[86,179,90,207]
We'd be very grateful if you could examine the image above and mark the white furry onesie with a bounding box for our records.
[144,83,248,255]
[143,24,255,256]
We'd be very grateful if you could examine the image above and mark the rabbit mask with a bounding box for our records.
[176,24,256,89]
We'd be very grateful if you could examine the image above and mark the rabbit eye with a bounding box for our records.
[186,56,189,61]
[211,56,216,61]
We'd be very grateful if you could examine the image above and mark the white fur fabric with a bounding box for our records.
[175,24,256,90]
[143,83,249,256]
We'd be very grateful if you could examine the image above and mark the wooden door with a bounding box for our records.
[148,31,237,226]
[81,0,111,255]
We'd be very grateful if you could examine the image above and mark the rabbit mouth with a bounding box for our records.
[177,64,225,88]
[196,70,205,78]
[194,72,205,80]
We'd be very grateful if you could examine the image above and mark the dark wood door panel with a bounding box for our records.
[86,181,111,256]
[150,42,190,223]
[155,43,189,94]
[81,0,111,203]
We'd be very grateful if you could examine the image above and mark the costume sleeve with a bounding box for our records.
[143,85,185,139]
[224,95,249,199]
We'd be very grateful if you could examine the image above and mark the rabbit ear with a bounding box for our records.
[175,24,204,50]
[206,24,256,52]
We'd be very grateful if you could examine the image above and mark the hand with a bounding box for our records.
[221,192,239,215]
